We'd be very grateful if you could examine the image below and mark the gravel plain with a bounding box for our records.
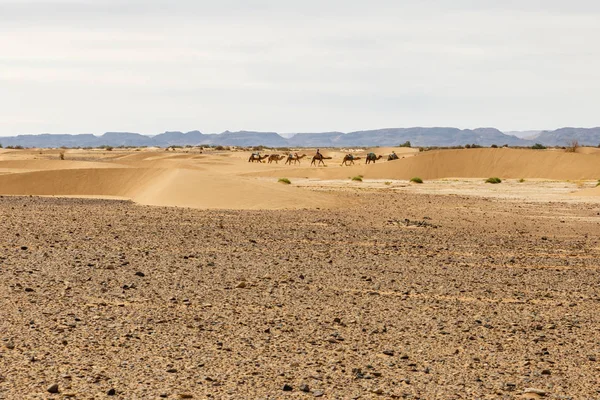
[1,192,600,399]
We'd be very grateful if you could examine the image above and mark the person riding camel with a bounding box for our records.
[316,149,321,158]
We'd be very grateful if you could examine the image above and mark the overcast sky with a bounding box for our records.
[1,0,599,136]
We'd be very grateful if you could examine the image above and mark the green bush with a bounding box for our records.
[351,176,363,182]
[531,143,546,150]
[278,178,291,185]
[486,177,502,184]
[491,144,498,148]
[399,141,411,148]
[518,178,525,183]
[410,177,423,184]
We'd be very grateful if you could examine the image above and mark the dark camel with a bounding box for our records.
[285,154,307,165]
[248,154,269,163]
[388,152,399,161]
[341,154,362,166]
[267,154,286,164]
[311,153,332,167]
[365,153,383,164]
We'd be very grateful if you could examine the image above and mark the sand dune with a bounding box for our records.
[0,151,338,209]
[250,148,600,181]
[1,147,598,208]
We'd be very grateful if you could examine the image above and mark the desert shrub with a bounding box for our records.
[399,141,411,148]
[276,147,291,152]
[566,139,579,153]
[410,177,423,184]
[105,146,113,151]
[518,178,525,183]
[384,181,392,185]
[351,176,363,182]
[252,145,265,151]
[59,152,65,160]
[465,144,471,149]
[278,178,291,185]
[531,143,546,150]
[0,143,2,148]
[490,144,498,148]
[486,177,502,184]
[470,144,482,148]
[596,180,600,187]
[503,144,508,148]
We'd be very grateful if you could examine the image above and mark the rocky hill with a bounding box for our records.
[1,127,599,148]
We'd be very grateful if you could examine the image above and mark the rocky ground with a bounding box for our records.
[1,193,599,399]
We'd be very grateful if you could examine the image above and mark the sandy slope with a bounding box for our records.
[250,148,600,181]
[0,147,598,207]
[0,150,338,209]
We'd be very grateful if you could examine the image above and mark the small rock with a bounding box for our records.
[24,287,34,292]
[382,350,394,356]
[541,369,551,375]
[178,394,193,399]
[371,388,384,395]
[523,388,547,396]
[21,246,28,250]
[107,388,116,396]
[236,282,247,289]
[166,368,178,373]
[299,384,310,392]
[135,271,145,277]
[47,383,59,393]
[282,384,293,391]
[313,390,324,397]
[588,355,597,362]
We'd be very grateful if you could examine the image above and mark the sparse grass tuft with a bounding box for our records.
[351,176,363,182]
[531,143,546,150]
[518,178,525,183]
[410,177,423,184]
[384,181,392,186]
[596,180,600,187]
[486,177,502,184]
[278,178,291,185]
[59,152,65,160]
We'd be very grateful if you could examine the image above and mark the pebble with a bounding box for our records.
[135,271,145,277]
[236,282,247,289]
[299,384,310,392]
[282,384,293,391]
[371,388,384,394]
[382,350,394,356]
[47,383,59,393]
[523,388,547,395]
[107,388,116,396]
[313,390,324,397]
[178,394,193,399]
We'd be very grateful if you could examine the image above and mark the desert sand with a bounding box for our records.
[1,146,600,399]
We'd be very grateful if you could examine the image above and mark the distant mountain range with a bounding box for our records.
[1,127,599,148]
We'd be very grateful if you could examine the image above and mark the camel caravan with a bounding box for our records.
[249,150,400,166]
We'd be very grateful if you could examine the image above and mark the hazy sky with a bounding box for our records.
[1,0,599,136]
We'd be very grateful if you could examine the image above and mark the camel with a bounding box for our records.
[285,154,307,165]
[311,153,332,167]
[267,154,286,164]
[388,152,399,161]
[248,153,269,163]
[341,154,361,166]
[365,153,383,164]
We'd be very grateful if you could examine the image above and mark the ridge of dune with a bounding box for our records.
[248,148,600,181]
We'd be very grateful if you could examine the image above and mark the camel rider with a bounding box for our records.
[288,152,294,159]
[316,149,321,158]
[347,153,353,160]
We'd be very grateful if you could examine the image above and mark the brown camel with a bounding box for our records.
[248,154,269,163]
[267,154,286,164]
[341,154,361,166]
[285,154,307,165]
[311,153,332,167]
[365,153,383,164]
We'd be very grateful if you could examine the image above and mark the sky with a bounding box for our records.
[1,0,599,136]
